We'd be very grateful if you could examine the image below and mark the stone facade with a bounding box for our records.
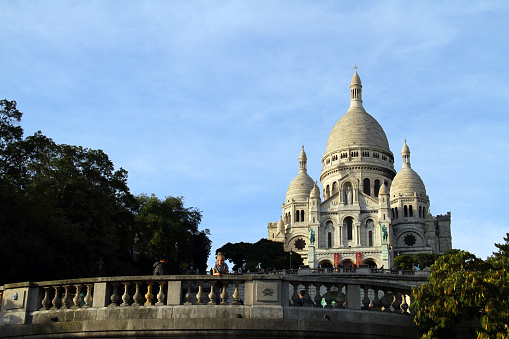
[267,70,452,269]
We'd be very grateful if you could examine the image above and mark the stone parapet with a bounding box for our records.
[0,274,422,338]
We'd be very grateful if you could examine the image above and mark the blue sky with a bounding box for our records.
[2,1,508,269]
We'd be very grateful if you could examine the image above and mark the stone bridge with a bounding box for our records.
[0,268,428,338]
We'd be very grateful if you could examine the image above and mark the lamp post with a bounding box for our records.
[289,249,292,271]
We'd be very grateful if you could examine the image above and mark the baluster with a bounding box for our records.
[196,281,205,305]
[72,284,83,308]
[313,283,322,307]
[324,283,333,309]
[232,281,242,305]
[290,282,300,306]
[335,284,345,309]
[391,290,402,313]
[132,282,143,306]
[408,294,416,315]
[62,285,73,309]
[156,281,166,306]
[208,281,217,305]
[51,286,62,309]
[381,290,394,312]
[121,282,131,306]
[372,287,382,311]
[109,283,120,307]
[400,292,409,314]
[220,283,229,305]
[83,284,93,308]
[144,282,155,306]
[362,285,371,310]
[40,287,52,310]
[302,283,312,307]
[184,281,193,305]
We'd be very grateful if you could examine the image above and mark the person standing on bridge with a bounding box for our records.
[213,252,229,276]
[213,252,229,304]
[153,256,170,275]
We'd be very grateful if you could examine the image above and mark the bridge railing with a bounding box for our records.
[0,274,417,327]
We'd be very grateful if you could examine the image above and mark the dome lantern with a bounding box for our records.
[350,65,363,108]
[402,139,411,167]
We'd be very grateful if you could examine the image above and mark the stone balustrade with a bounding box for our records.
[0,274,423,338]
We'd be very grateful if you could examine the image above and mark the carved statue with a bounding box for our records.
[308,227,315,246]
[346,187,352,205]
[381,225,388,242]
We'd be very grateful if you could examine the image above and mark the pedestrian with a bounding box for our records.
[153,256,170,275]
[213,252,229,304]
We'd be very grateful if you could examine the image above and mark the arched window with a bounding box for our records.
[419,206,422,218]
[374,179,381,197]
[395,207,398,218]
[345,217,353,241]
[328,232,332,248]
[332,182,338,195]
[423,207,426,216]
[296,211,300,222]
[409,205,413,217]
[363,178,370,195]
[368,231,373,246]
[301,210,305,222]
[326,185,330,198]
[404,205,408,218]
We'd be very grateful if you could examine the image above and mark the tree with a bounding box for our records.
[413,247,509,338]
[134,194,210,274]
[0,100,212,283]
[493,232,509,259]
[217,239,302,271]
[394,254,414,269]
[394,253,439,269]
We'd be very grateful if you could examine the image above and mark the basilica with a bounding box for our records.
[267,69,452,269]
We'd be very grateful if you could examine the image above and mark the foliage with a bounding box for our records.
[394,253,440,269]
[0,100,211,283]
[394,254,414,269]
[134,194,210,274]
[216,238,302,271]
[493,232,509,259]
[413,245,509,339]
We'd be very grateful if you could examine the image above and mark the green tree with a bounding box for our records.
[394,253,439,270]
[0,100,137,283]
[134,194,210,274]
[413,248,509,338]
[217,238,302,271]
[0,100,212,283]
[493,232,509,259]
[394,254,415,269]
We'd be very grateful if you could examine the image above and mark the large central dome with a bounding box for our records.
[324,70,391,156]
[325,107,390,154]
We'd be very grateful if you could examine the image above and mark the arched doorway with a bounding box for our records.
[318,260,333,268]
[363,259,377,268]
[341,259,355,267]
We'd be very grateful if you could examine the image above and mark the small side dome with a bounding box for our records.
[286,173,315,201]
[286,146,315,202]
[309,181,321,199]
[378,183,389,195]
[391,140,426,197]
[277,217,284,232]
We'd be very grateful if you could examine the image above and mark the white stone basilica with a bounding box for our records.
[267,69,452,269]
